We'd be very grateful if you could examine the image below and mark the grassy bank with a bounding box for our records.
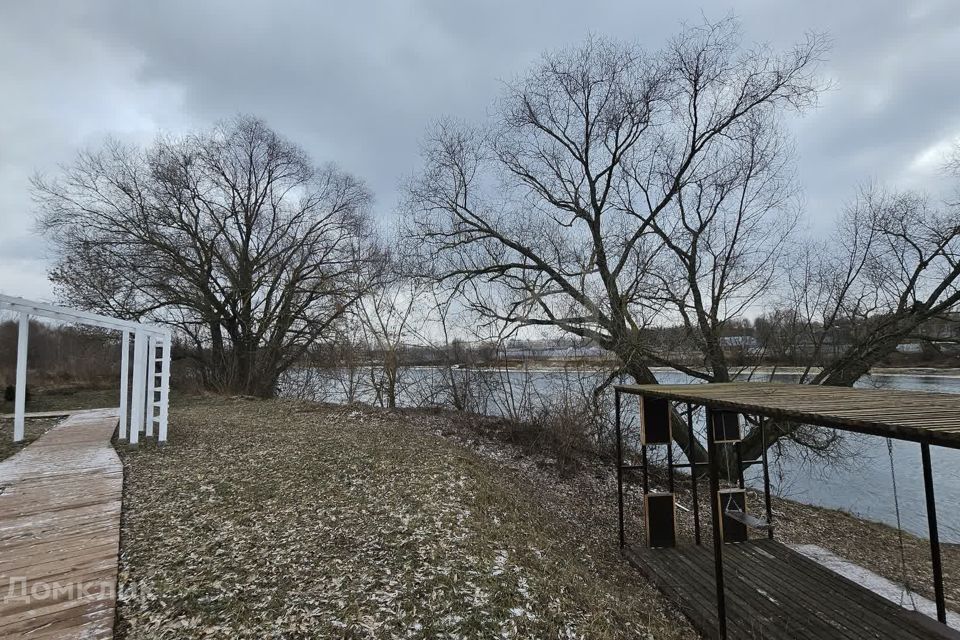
[116,397,691,639]
[5,387,955,636]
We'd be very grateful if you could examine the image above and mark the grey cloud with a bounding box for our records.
[1,0,959,297]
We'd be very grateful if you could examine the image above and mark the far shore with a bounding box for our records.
[389,362,960,379]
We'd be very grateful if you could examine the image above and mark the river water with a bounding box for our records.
[290,366,960,543]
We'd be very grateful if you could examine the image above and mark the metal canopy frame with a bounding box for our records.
[614,383,951,639]
[1,294,171,447]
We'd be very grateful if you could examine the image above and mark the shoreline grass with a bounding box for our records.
[115,397,691,639]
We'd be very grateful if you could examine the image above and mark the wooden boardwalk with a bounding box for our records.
[0,409,122,639]
[625,539,960,639]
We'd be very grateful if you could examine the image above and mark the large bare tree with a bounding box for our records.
[403,20,826,459]
[34,115,379,397]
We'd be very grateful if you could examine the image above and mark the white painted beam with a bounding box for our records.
[145,335,156,438]
[158,334,171,443]
[129,330,146,446]
[0,294,169,337]
[13,312,28,443]
[118,330,130,440]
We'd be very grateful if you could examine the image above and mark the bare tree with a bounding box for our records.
[399,286,493,413]
[357,256,430,409]
[403,20,826,459]
[740,184,960,459]
[34,115,379,397]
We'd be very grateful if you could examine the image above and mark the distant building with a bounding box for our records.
[502,338,606,360]
[895,343,923,354]
[718,335,759,350]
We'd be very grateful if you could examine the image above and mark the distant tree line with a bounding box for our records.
[0,319,120,387]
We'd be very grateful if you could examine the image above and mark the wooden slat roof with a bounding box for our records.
[615,382,960,449]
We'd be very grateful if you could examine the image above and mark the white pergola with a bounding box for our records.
[1,294,172,446]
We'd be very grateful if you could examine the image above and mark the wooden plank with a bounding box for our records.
[0,409,122,640]
[616,383,960,449]
[622,540,960,639]
[730,541,931,640]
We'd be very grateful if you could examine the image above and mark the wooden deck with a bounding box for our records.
[625,539,960,639]
[617,382,960,448]
[0,409,122,639]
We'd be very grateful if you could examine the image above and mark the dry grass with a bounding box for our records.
[0,385,118,415]
[115,395,957,638]
[116,398,693,639]
[0,417,60,462]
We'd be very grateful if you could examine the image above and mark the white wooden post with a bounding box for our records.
[13,312,28,443]
[130,330,146,446]
[145,335,156,438]
[118,330,130,440]
[140,334,153,435]
[158,333,171,443]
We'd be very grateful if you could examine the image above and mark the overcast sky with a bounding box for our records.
[2,0,959,300]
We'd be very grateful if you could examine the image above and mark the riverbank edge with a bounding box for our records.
[392,402,960,612]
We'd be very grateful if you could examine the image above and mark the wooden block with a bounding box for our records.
[644,492,676,548]
[718,488,748,543]
[641,397,671,444]
[711,411,741,443]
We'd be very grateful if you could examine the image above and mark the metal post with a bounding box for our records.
[157,333,171,444]
[667,428,675,494]
[13,312,28,443]
[615,388,625,548]
[735,438,745,489]
[706,407,728,639]
[129,330,146,446]
[641,440,649,494]
[688,402,701,545]
[761,417,773,540]
[118,331,130,441]
[921,442,946,624]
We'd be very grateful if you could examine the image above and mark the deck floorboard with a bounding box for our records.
[0,409,121,640]
[624,539,960,640]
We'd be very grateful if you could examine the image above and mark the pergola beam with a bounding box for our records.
[1,295,171,448]
[118,330,130,441]
[0,294,168,336]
